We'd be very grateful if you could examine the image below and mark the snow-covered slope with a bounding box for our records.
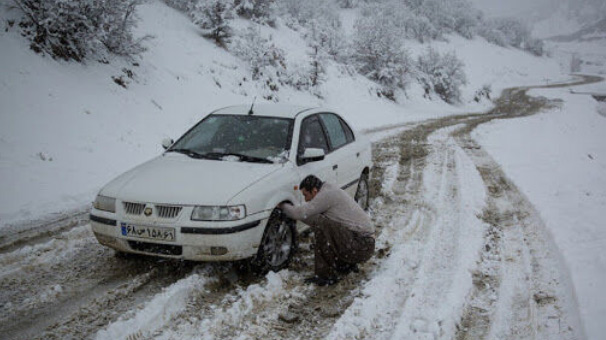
[0,0,565,229]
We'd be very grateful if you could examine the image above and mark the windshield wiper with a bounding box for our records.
[203,152,273,164]
[167,148,209,159]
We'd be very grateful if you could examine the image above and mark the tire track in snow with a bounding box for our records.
[325,123,485,340]
[455,135,583,340]
[381,128,486,340]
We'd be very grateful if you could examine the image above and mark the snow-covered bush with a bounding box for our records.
[450,0,481,39]
[473,84,492,102]
[403,14,439,43]
[477,22,507,46]
[234,0,276,25]
[191,0,235,47]
[402,0,480,40]
[524,38,545,57]
[482,17,530,49]
[229,26,286,81]
[163,0,197,11]
[12,0,146,61]
[417,47,467,104]
[276,0,345,59]
[305,18,346,60]
[352,7,413,93]
[277,0,340,28]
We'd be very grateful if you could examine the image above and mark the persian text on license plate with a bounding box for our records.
[121,223,175,242]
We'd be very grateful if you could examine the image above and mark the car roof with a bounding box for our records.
[210,104,320,119]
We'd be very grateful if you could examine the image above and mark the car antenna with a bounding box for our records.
[248,96,257,115]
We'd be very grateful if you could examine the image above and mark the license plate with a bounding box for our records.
[120,223,175,242]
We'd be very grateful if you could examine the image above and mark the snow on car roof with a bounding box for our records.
[210,104,319,119]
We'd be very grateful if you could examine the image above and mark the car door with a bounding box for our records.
[319,113,362,196]
[296,114,337,187]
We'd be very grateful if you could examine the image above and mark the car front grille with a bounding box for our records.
[156,205,182,219]
[123,202,145,215]
[123,202,182,219]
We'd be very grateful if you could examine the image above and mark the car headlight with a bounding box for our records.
[191,205,246,221]
[93,195,116,213]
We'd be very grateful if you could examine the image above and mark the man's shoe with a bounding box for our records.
[336,263,359,275]
[304,275,339,286]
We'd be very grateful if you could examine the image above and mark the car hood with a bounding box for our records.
[100,153,282,206]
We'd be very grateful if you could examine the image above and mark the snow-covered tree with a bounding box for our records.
[191,0,235,47]
[234,0,276,25]
[276,0,345,59]
[484,17,530,48]
[12,0,146,61]
[450,0,481,39]
[99,0,148,56]
[417,47,467,104]
[352,8,413,92]
[163,0,197,12]
[277,0,340,28]
[525,38,544,57]
[402,0,479,39]
[477,21,507,46]
[305,17,345,60]
[229,26,286,81]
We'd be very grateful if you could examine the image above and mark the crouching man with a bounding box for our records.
[279,175,375,286]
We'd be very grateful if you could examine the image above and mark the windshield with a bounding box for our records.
[169,114,293,163]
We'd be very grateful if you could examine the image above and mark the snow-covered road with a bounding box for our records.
[0,75,601,340]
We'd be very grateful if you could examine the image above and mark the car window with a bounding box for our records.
[298,116,329,155]
[340,118,355,143]
[320,113,348,150]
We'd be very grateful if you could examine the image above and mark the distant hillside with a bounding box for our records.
[549,18,606,42]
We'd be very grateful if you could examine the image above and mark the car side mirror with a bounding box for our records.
[161,138,174,150]
[299,148,325,163]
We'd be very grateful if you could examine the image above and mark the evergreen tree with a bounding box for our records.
[191,0,235,47]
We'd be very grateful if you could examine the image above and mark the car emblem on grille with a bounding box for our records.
[144,207,152,216]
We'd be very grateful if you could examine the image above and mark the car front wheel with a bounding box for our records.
[253,209,297,273]
[355,173,370,211]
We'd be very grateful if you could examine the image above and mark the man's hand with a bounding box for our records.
[277,202,291,210]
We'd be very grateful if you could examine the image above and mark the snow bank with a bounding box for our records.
[96,272,211,340]
[473,86,606,339]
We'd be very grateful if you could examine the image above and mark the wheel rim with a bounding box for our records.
[262,220,293,267]
[356,178,369,210]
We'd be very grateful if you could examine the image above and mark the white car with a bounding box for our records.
[90,104,372,271]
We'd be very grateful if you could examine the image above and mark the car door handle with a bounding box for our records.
[333,164,338,170]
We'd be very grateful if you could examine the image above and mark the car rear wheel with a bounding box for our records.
[355,173,370,211]
[253,209,297,273]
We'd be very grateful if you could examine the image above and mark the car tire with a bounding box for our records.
[354,173,370,211]
[253,209,297,273]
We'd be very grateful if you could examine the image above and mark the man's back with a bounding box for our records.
[284,182,374,235]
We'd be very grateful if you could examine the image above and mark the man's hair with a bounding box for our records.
[299,175,323,192]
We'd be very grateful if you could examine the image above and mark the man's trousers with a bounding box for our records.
[312,215,375,278]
